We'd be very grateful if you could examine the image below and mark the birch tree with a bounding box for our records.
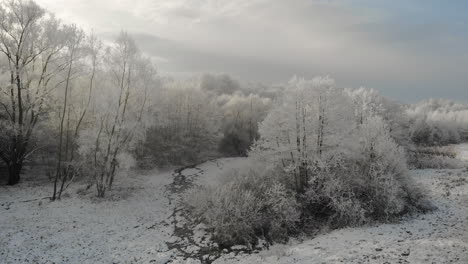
[78,32,154,197]
[51,25,85,200]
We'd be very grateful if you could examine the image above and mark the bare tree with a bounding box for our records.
[79,32,154,197]
[72,33,102,156]
[52,25,85,200]
[0,0,65,185]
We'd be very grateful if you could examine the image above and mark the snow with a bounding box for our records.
[454,143,468,162]
[1,153,468,263]
[0,168,176,263]
[193,158,251,187]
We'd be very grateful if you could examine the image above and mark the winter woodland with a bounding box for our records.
[1,1,468,263]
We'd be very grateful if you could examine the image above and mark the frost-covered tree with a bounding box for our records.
[356,116,410,217]
[0,0,67,185]
[52,24,86,200]
[251,76,355,193]
[252,77,424,221]
[78,32,155,197]
[346,87,411,146]
[217,93,271,156]
[141,79,221,166]
[407,99,468,146]
[346,87,384,126]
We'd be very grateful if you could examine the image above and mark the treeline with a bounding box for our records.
[407,98,468,146]
[0,0,274,196]
[136,75,273,167]
[0,0,156,199]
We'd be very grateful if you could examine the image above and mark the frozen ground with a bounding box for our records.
[0,158,250,264]
[454,143,468,162]
[0,167,175,263]
[0,151,467,263]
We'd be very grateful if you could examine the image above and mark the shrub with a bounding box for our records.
[407,146,465,169]
[301,158,368,227]
[185,162,299,248]
[296,116,425,228]
[299,116,426,228]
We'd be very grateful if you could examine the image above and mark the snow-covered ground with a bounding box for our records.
[454,143,468,162]
[1,152,467,263]
[0,158,250,264]
[0,168,176,263]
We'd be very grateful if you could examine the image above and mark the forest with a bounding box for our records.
[1,1,468,263]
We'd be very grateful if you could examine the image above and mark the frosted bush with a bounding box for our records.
[300,116,426,227]
[185,162,299,248]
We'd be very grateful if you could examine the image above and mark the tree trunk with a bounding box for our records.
[96,184,105,198]
[7,162,22,185]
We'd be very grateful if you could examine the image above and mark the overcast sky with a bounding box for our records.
[36,0,468,102]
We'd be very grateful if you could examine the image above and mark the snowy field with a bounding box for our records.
[1,150,468,263]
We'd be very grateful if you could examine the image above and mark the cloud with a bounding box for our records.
[35,0,468,102]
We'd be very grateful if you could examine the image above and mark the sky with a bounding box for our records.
[35,0,468,102]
